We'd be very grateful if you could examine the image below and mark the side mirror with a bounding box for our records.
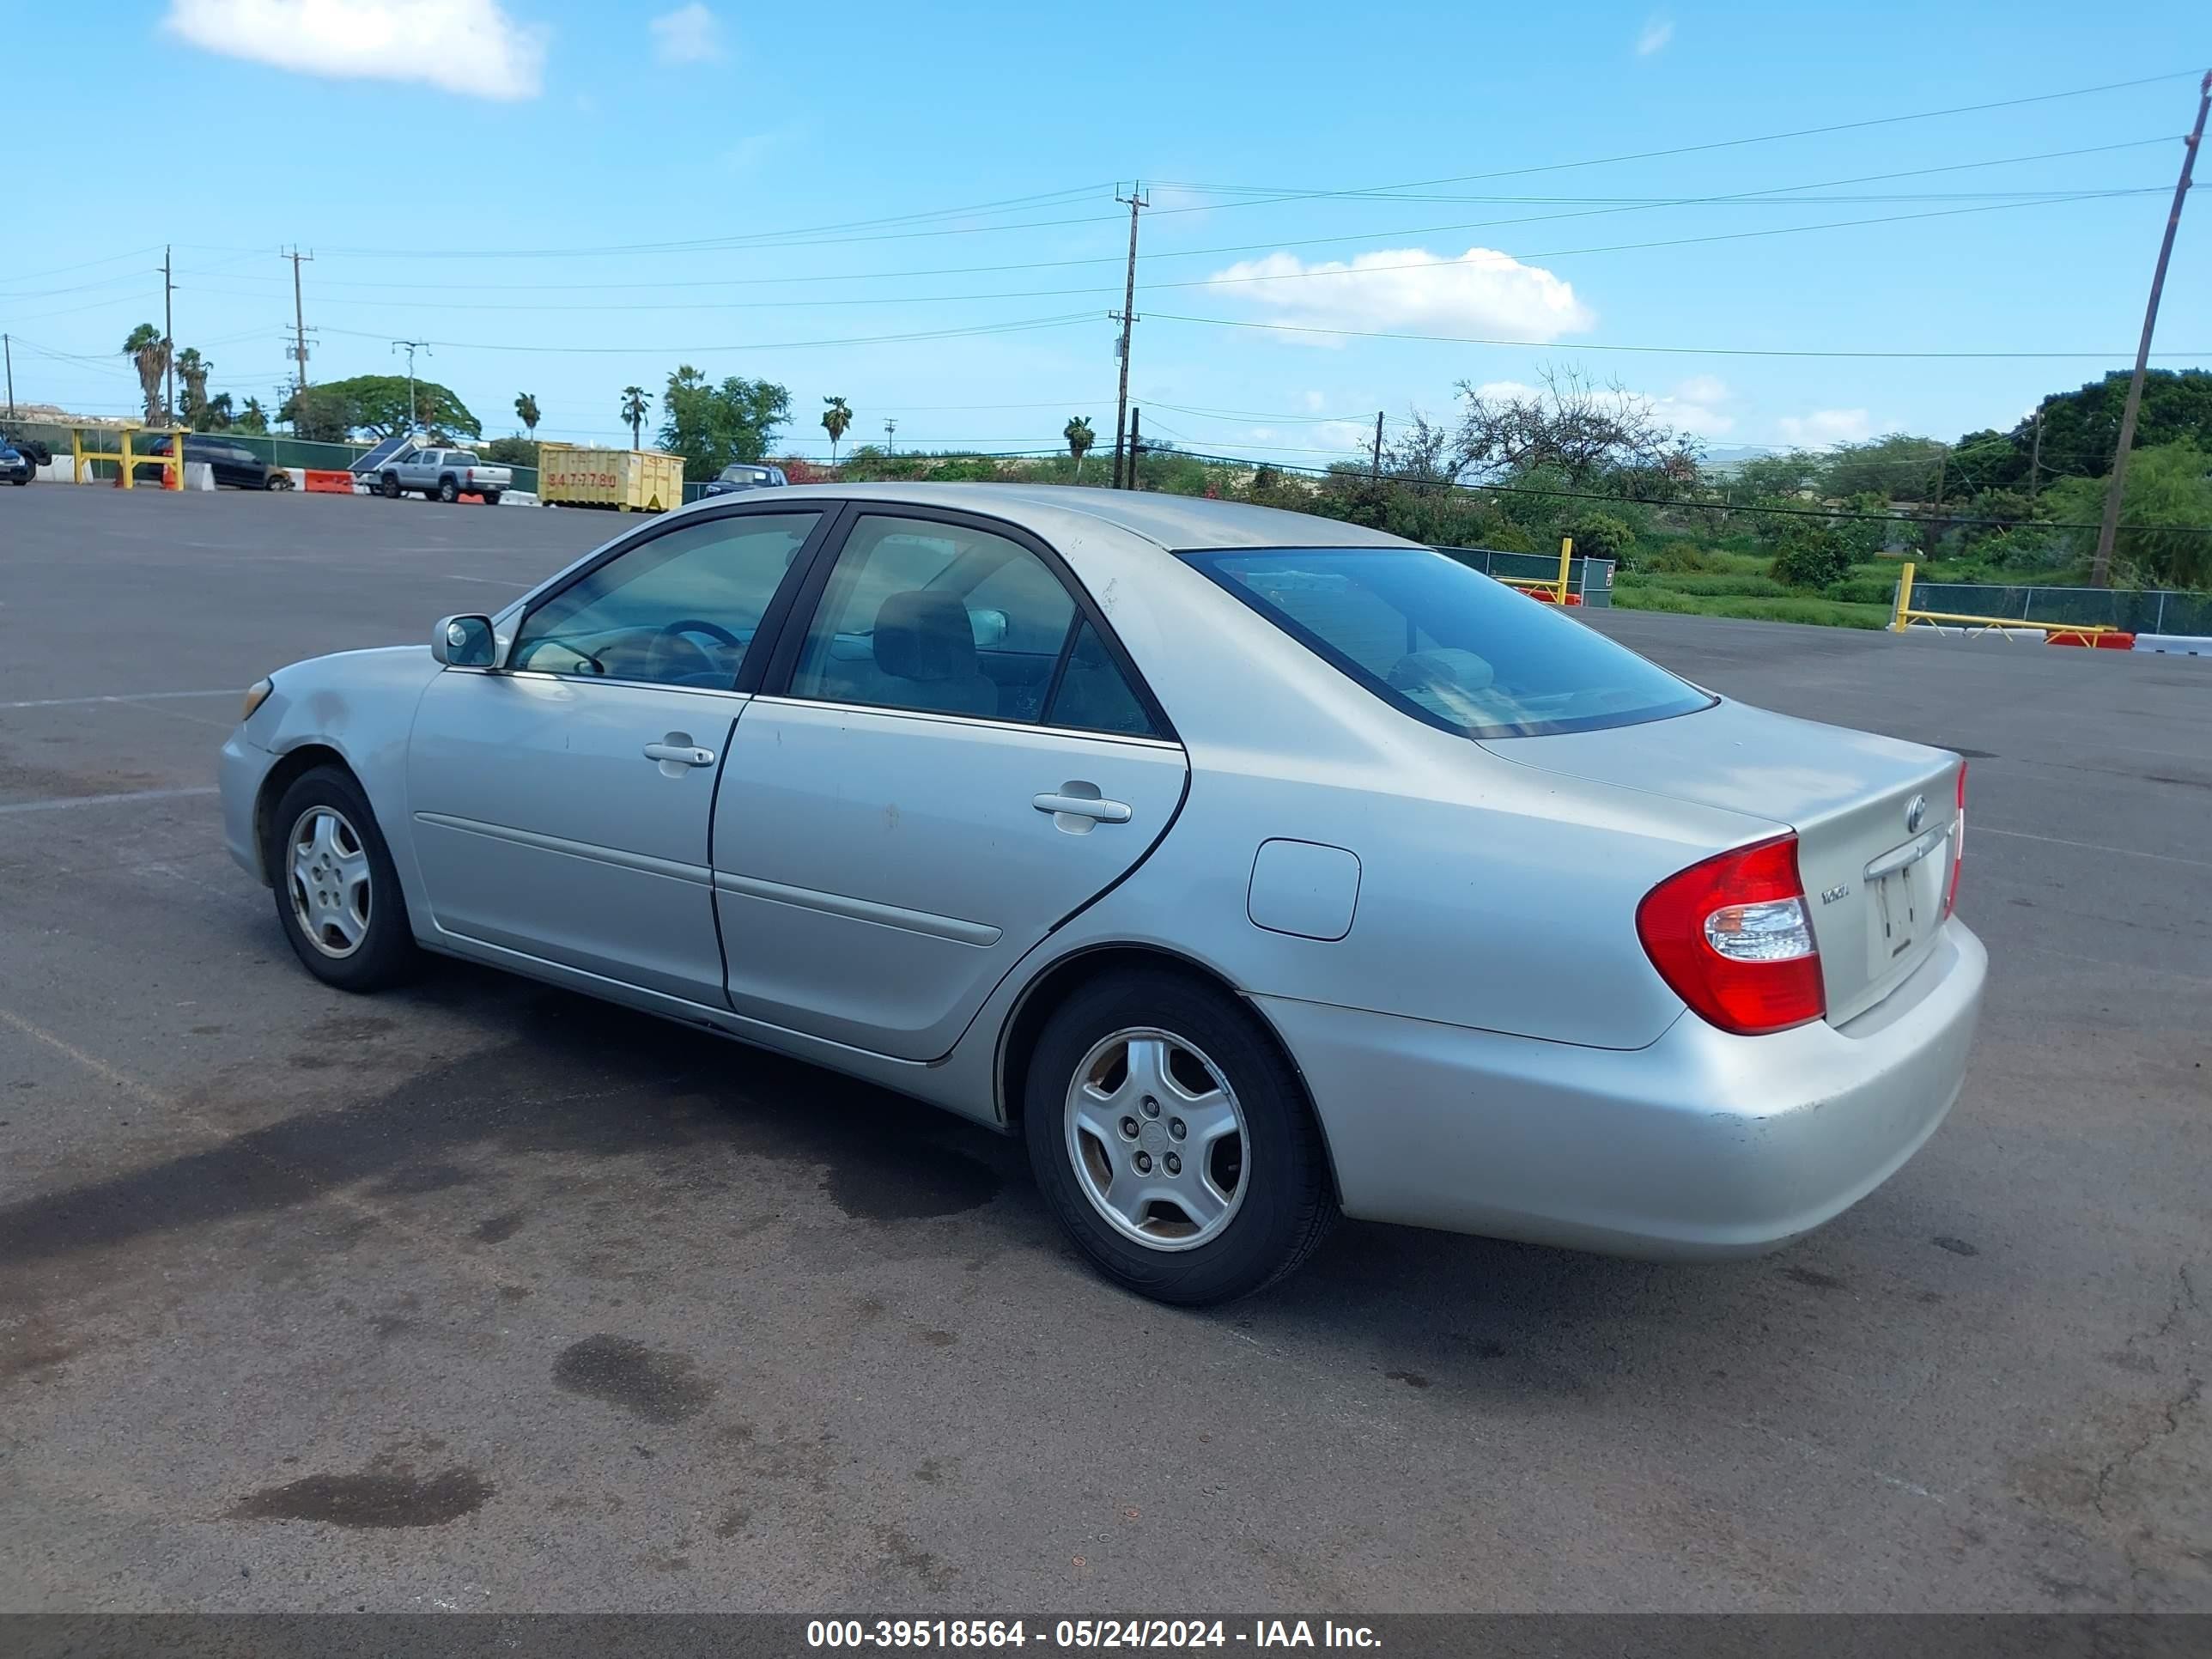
[432,614,496,667]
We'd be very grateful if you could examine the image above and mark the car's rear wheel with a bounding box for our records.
[380,472,401,499]
[438,477,459,503]
[480,490,501,507]
[267,766,418,992]
[1024,969,1336,1305]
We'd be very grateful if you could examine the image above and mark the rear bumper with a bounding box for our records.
[1260,921,1986,1259]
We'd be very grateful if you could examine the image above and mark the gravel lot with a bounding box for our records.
[2,485,2206,1613]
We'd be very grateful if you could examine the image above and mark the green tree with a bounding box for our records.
[278,374,477,441]
[1770,522,1853,590]
[2043,442,2212,587]
[281,385,355,442]
[1567,511,1633,562]
[620,385,650,449]
[236,397,270,435]
[514,392,540,436]
[483,435,539,467]
[1729,450,1824,497]
[1816,434,1948,502]
[2017,370,2212,486]
[175,347,215,428]
[658,366,790,481]
[822,395,853,463]
[1064,414,1095,481]
[122,323,169,424]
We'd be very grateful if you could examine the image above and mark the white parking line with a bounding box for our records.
[0,690,236,710]
[0,787,220,816]
[1978,823,2212,870]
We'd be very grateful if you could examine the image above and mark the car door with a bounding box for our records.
[405,506,832,1006]
[713,507,1188,1060]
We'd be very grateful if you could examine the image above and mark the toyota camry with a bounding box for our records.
[219,484,1984,1304]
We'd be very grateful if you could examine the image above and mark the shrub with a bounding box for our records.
[1629,543,1719,574]
[1770,525,1853,590]
[1567,511,1634,562]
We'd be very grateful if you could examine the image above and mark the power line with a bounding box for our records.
[311,311,1102,355]
[1145,313,2205,360]
[1147,70,2204,201]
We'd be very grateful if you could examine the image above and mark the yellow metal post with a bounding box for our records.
[120,427,135,489]
[1890,561,1916,632]
[1558,536,1573,604]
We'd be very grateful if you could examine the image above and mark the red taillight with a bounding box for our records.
[1944,761,1967,918]
[1637,834,1826,1036]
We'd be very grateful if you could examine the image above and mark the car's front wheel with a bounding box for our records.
[380,472,401,499]
[267,766,418,992]
[1024,969,1337,1305]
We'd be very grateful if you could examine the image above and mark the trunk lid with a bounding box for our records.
[1481,699,1960,1024]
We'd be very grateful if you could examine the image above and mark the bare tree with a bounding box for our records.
[1450,364,1699,488]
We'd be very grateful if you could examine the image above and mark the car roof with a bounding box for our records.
[708,482,1419,552]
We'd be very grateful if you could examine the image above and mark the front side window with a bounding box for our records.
[510,511,820,688]
[1186,547,1712,739]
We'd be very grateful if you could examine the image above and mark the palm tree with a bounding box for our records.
[620,386,650,450]
[1064,415,1096,482]
[821,395,853,465]
[514,392,540,436]
[123,323,170,424]
[239,397,269,434]
[175,348,212,427]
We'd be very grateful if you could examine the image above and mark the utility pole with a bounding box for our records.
[3,333,14,420]
[161,244,175,424]
[1370,410,1385,483]
[1109,183,1146,489]
[284,247,313,398]
[1127,406,1141,489]
[884,417,896,454]
[2027,408,2044,502]
[392,339,430,434]
[2093,69,2210,587]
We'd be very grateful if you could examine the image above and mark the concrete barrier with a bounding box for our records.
[183,461,216,491]
[2133,635,2212,656]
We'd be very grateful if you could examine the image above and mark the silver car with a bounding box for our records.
[219,485,1985,1304]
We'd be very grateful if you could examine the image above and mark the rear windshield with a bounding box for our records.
[1184,547,1713,739]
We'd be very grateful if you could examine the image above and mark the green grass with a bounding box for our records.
[1612,587,1893,629]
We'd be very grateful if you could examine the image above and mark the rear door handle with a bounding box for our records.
[644,740,716,768]
[1032,792,1132,824]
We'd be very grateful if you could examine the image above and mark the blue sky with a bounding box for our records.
[7,3,2207,466]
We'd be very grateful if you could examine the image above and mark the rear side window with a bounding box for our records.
[1185,548,1712,739]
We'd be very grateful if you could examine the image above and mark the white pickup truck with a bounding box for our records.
[376,447,511,505]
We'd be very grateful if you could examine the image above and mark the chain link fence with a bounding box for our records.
[1906,581,2212,637]
[1437,546,1616,606]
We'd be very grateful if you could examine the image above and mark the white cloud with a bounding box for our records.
[165,0,545,100]
[1636,15,1674,55]
[1778,408,1875,447]
[651,3,724,64]
[1200,246,1594,347]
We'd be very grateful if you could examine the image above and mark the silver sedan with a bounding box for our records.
[219,484,1986,1304]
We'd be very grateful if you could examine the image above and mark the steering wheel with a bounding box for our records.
[647,617,743,684]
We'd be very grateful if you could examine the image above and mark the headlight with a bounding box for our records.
[242,678,274,720]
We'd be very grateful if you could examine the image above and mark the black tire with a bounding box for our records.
[380,472,401,499]
[1023,969,1337,1305]
[438,477,459,503]
[264,471,287,490]
[265,765,419,993]
[479,490,501,507]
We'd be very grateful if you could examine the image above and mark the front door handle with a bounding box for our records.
[1033,788,1132,829]
[645,736,716,769]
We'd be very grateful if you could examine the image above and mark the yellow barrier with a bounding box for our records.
[1886,561,2114,638]
[1500,536,1575,604]
[71,425,187,490]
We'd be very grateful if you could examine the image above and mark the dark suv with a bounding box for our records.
[136,435,290,490]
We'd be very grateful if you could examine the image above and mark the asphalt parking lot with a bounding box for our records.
[2,484,2206,1613]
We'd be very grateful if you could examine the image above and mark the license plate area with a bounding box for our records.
[1864,829,1947,977]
